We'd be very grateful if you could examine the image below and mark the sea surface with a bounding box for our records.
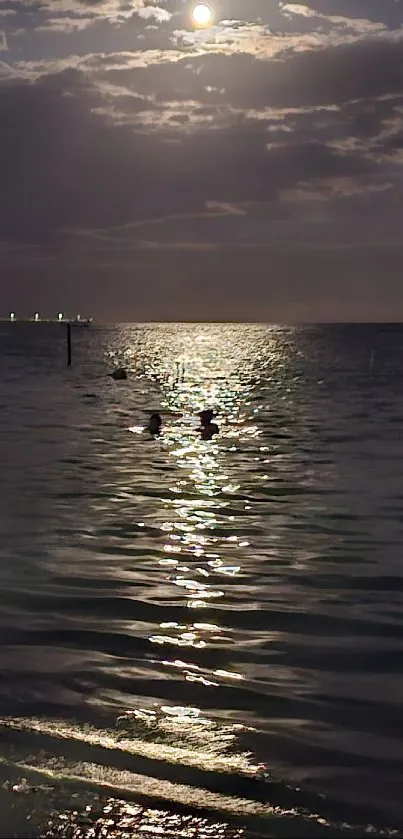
[0,323,403,839]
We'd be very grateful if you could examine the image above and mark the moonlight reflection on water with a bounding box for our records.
[1,323,403,836]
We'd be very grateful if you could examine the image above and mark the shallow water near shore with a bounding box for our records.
[1,322,403,838]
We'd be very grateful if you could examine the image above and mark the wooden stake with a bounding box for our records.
[67,322,72,366]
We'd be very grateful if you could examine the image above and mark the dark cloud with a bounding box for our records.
[1,0,403,318]
[0,71,386,234]
[120,37,403,111]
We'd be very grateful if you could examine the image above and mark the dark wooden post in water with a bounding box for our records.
[67,322,72,366]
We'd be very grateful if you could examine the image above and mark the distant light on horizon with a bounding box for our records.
[10,312,15,321]
[34,312,39,321]
[58,312,64,321]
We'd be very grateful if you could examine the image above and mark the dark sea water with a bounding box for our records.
[1,322,403,839]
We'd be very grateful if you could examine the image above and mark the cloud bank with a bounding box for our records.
[0,0,402,319]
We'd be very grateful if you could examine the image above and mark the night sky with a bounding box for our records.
[0,0,402,321]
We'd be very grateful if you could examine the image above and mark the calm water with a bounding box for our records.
[0,323,403,838]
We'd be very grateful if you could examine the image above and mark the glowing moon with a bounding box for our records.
[192,3,213,27]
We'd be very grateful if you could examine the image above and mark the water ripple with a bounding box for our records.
[1,323,403,836]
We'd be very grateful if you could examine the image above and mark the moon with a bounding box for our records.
[192,3,213,28]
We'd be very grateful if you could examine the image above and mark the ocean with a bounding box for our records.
[0,322,403,839]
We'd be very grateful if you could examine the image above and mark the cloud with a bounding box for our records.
[137,5,171,23]
[1,0,403,318]
[35,17,96,33]
[280,2,387,36]
[1,37,403,252]
[13,0,172,26]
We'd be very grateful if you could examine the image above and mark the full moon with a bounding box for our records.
[192,3,213,27]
